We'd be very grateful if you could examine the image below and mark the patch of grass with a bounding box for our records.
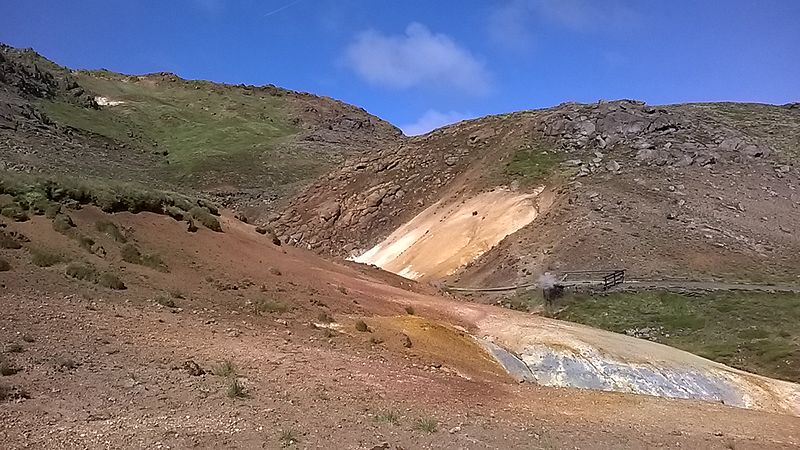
[226,378,247,399]
[30,248,64,267]
[168,289,184,299]
[253,298,288,315]
[65,262,97,282]
[212,360,237,377]
[354,320,369,333]
[502,142,561,186]
[95,220,127,242]
[555,290,800,382]
[413,417,438,434]
[97,272,126,290]
[375,410,401,425]
[279,429,299,447]
[0,258,9,272]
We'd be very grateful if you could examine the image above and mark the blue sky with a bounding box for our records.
[1,0,798,135]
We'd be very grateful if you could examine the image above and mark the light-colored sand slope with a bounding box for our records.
[353,188,545,280]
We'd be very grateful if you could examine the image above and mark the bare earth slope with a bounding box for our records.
[1,207,799,448]
[272,100,800,285]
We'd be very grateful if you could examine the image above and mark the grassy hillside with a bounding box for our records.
[551,290,800,383]
[1,44,402,216]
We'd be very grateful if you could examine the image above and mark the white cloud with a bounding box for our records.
[400,110,472,136]
[344,23,491,95]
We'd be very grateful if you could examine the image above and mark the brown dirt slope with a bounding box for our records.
[272,100,800,285]
[1,207,799,448]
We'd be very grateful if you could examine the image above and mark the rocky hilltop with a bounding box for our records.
[272,100,800,285]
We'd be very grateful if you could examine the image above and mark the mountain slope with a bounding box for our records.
[272,100,800,285]
[0,44,402,215]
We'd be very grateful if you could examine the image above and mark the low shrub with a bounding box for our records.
[97,272,126,290]
[254,298,288,314]
[155,296,176,308]
[189,206,222,232]
[30,248,63,267]
[65,262,97,282]
[414,417,438,433]
[226,378,247,399]
[212,360,237,377]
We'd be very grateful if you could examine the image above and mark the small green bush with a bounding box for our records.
[95,220,127,242]
[414,417,438,433]
[30,248,63,267]
[375,410,401,425]
[190,207,222,232]
[98,272,126,290]
[0,258,10,272]
[226,378,247,398]
[65,262,97,282]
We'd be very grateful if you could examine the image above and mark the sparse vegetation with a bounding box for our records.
[0,172,220,225]
[226,378,248,399]
[212,360,237,377]
[375,410,401,425]
[354,320,369,332]
[555,290,800,382]
[30,247,64,267]
[414,417,438,433]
